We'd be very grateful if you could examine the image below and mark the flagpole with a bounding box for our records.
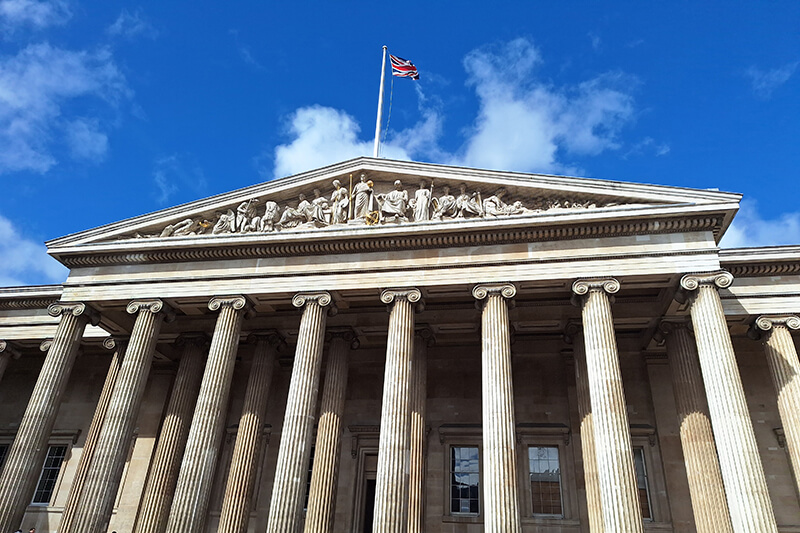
[373,45,388,158]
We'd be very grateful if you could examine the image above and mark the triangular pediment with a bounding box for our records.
[47,157,741,264]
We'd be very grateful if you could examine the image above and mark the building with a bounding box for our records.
[0,157,798,532]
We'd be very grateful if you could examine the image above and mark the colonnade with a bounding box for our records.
[0,271,797,532]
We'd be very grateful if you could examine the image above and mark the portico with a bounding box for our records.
[0,158,798,532]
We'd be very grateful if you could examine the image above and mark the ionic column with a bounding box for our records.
[59,337,126,533]
[572,279,643,533]
[304,329,356,533]
[266,292,332,533]
[473,283,522,533]
[408,328,431,533]
[166,296,250,533]
[219,332,281,533]
[133,334,208,533]
[67,299,170,533]
[680,272,778,533]
[753,315,800,496]
[0,340,20,384]
[659,320,732,533]
[372,288,420,533]
[566,323,604,532]
[0,302,98,532]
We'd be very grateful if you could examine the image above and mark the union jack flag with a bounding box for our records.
[390,54,419,80]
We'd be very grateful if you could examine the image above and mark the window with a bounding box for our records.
[450,446,480,515]
[0,443,8,471]
[32,445,68,504]
[633,447,652,520]
[304,446,315,510]
[528,446,563,517]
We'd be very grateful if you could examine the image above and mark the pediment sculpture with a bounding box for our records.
[133,174,616,239]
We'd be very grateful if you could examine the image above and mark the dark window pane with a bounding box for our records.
[32,445,68,504]
[450,446,480,515]
[633,448,652,520]
[529,446,562,517]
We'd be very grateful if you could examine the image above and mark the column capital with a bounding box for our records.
[175,332,211,348]
[127,299,175,319]
[563,320,582,344]
[326,327,360,349]
[48,301,101,325]
[0,340,21,359]
[754,315,800,332]
[380,287,422,304]
[102,336,129,351]
[208,295,250,312]
[39,339,53,352]
[248,330,286,350]
[680,270,734,292]
[291,291,332,309]
[415,325,436,347]
[472,282,517,300]
[657,318,692,337]
[572,278,620,297]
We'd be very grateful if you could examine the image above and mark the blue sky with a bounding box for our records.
[1,1,798,286]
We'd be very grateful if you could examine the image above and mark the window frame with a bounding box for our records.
[629,424,669,525]
[516,423,579,527]
[438,424,483,524]
[448,445,481,516]
[527,444,565,518]
[0,430,80,509]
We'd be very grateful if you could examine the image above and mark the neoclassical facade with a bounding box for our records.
[0,157,799,532]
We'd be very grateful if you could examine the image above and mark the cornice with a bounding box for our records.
[54,213,725,268]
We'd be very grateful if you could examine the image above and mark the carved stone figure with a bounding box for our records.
[378,180,409,223]
[433,185,457,220]
[255,201,280,232]
[411,180,433,222]
[456,183,483,218]
[279,194,311,229]
[353,174,372,219]
[483,188,526,217]
[212,209,236,234]
[160,218,197,237]
[236,199,259,232]
[330,180,349,224]
[310,189,330,226]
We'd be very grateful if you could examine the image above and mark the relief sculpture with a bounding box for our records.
[133,174,610,239]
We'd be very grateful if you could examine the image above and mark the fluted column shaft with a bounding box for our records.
[166,296,249,533]
[571,328,604,532]
[681,272,778,533]
[372,288,419,533]
[219,333,279,533]
[267,292,331,533]
[67,300,168,533]
[407,330,429,533]
[59,338,125,533]
[133,335,207,533]
[473,283,522,533]
[0,340,20,385]
[305,332,353,532]
[661,321,732,533]
[754,315,800,496]
[573,279,643,533]
[0,302,96,532]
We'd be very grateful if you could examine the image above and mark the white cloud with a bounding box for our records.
[746,62,798,99]
[271,38,641,178]
[0,42,129,174]
[106,9,157,40]
[0,213,67,287]
[272,106,414,178]
[455,38,636,173]
[152,154,207,205]
[65,117,108,161]
[0,0,70,31]
[720,200,800,248]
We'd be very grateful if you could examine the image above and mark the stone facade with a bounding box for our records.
[0,157,799,532]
